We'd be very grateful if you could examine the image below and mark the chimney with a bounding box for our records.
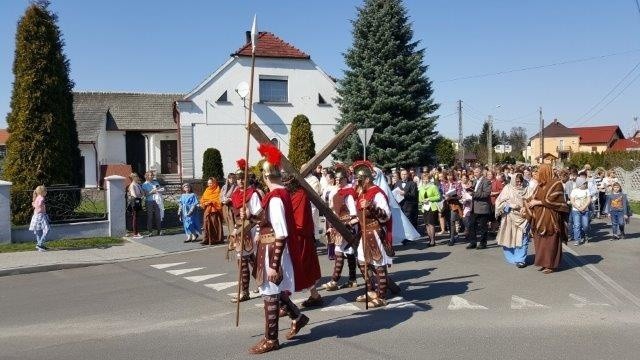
[245,31,251,44]
[553,118,558,124]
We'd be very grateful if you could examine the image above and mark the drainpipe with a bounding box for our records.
[174,101,182,182]
[92,142,99,188]
[144,134,150,173]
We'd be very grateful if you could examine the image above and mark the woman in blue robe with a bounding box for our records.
[179,183,201,242]
[495,173,531,268]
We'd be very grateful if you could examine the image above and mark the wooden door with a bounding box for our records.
[160,140,178,174]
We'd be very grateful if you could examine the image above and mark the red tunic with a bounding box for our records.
[288,188,322,291]
[357,185,393,247]
[231,187,255,209]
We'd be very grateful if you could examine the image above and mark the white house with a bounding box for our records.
[176,31,340,179]
[73,92,182,187]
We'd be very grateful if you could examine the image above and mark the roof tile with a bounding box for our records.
[233,32,310,59]
[571,125,622,144]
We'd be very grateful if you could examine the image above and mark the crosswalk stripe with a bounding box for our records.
[184,273,225,283]
[511,295,549,309]
[569,293,610,307]
[386,296,421,310]
[320,296,360,311]
[448,295,488,310]
[166,267,205,276]
[150,262,187,269]
[204,282,238,291]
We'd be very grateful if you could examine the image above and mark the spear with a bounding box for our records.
[235,14,258,327]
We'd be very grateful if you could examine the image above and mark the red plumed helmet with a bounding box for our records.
[258,142,282,177]
[236,158,247,171]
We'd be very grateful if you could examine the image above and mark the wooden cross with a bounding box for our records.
[249,122,357,245]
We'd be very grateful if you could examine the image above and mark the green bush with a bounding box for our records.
[288,114,315,171]
[568,151,640,170]
[202,148,224,181]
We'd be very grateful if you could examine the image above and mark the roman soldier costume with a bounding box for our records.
[322,164,359,291]
[249,142,308,355]
[228,159,261,303]
[353,160,393,308]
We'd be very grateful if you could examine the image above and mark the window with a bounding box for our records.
[318,93,327,105]
[259,77,288,103]
[591,146,597,153]
[216,90,228,103]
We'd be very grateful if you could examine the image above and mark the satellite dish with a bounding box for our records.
[235,82,249,99]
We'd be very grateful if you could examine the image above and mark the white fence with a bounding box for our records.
[0,176,126,244]
[612,167,640,201]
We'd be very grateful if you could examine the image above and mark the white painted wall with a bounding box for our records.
[179,56,340,179]
[143,132,178,173]
[79,143,98,188]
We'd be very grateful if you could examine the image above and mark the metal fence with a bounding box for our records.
[612,167,640,201]
[12,187,107,226]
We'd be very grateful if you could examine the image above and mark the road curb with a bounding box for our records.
[0,245,222,277]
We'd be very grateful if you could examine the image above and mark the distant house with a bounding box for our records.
[73,92,183,187]
[529,119,580,163]
[610,131,640,151]
[0,129,7,158]
[176,31,339,179]
[572,125,624,153]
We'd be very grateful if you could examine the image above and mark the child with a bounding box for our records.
[28,185,50,252]
[604,182,632,240]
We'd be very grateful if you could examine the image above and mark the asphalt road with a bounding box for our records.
[1,219,639,360]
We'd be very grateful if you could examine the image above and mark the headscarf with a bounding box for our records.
[524,165,569,238]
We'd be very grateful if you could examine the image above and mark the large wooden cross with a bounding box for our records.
[249,122,357,245]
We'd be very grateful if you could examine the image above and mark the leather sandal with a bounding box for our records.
[367,298,387,308]
[322,280,339,291]
[231,292,250,303]
[355,291,377,302]
[248,338,279,354]
[278,306,287,318]
[542,268,555,274]
[286,314,309,340]
[301,295,323,308]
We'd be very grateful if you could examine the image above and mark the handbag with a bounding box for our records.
[128,197,143,211]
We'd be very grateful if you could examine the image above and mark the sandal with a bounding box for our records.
[231,291,250,303]
[542,268,554,274]
[301,295,323,308]
[286,314,309,340]
[322,280,339,291]
[367,298,387,308]
[355,291,377,302]
[248,338,279,354]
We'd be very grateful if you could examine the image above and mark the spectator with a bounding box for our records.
[526,164,570,274]
[604,182,632,240]
[29,185,50,252]
[418,173,440,247]
[443,171,463,246]
[179,182,201,242]
[467,167,491,250]
[141,171,164,236]
[127,173,144,239]
[220,173,237,240]
[394,168,419,230]
[200,177,224,245]
[436,171,448,235]
[489,172,505,231]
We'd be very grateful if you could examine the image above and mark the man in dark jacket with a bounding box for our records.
[394,168,419,229]
[467,167,491,249]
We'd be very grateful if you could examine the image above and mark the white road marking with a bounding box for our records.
[320,297,360,311]
[183,273,225,283]
[166,267,205,276]
[511,295,549,310]
[150,262,187,269]
[204,282,238,291]
[562,246,622,305]
[569,293,611,307]
[386,296,421,310]
[447,296,488,310]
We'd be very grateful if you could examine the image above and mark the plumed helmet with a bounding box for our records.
[258,142,283,178]
[235,158,247,177]
[352,160,374,181]
[333,163,350,181]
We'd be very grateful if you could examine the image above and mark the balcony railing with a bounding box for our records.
[556,146,572,152]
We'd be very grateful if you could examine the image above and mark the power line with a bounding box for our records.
[436,49,640,83]
[583,70,640,122]
[573,59,640,125]
[635,0,640,18]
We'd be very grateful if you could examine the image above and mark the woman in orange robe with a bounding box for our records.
[200,177,224,245]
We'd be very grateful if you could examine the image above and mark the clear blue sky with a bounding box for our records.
[1,0,639,140]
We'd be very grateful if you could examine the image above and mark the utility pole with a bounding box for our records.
[634,116,638,136]
[487,115,493,168]
[539,107,544,164]
[458,100,463,166]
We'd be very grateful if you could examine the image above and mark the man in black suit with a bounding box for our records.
[466,166,491,249]
[394,168,418,229]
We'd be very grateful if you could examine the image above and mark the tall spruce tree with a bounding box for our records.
[5,1,81,223]
[288,114,316,171]
[335,0,439,169]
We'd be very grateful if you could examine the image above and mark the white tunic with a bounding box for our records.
[258,196,295,296]
[357,192,393,266]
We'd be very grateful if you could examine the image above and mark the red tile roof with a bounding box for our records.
[233,32,310,59]
[0,129,8,145]
[609,138,640,151]
[571,125,623,144]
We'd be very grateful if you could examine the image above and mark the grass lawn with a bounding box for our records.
[630,200,640,216]
[0,237,124,253]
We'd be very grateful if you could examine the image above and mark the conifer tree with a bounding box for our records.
[335,0,439,168]
[5,1,81,223]
[202,148,223,181]
[288,114,316,171]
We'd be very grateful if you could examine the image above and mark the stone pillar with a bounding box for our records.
[0,180,12,244]
[105,175,126,238]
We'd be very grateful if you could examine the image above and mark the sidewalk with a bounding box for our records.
[0,233,225,277]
